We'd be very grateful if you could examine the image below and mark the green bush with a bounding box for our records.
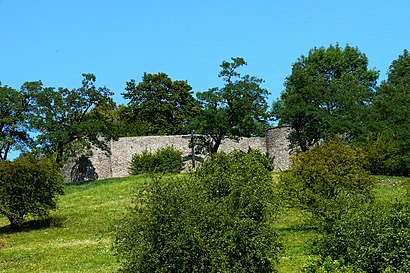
[314,201,410,273]
[128,146,183,175]
[0,155,64,229]
[360,132,403,176]
[279,138,376,228]
[115,150,281,273]
[302,256,364,273]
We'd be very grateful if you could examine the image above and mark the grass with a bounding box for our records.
[0,174,408,272]
[0,175,151,273]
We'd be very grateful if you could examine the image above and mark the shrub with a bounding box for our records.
[360,132,402,176]
[115,150,281,273]
[314,201,410,273]
[128,146,183,175]
[279,138,376,228]
[0,155,64,229]
[302,256,364,273]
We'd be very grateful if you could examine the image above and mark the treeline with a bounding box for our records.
[1,45,409,175]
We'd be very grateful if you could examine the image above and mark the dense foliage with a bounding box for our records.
[302,256,364,273]
[32,74,115,164]
[279,138,376,228]
[128,146,183,175]
[0,155,64,229]
[273,44,378,151]
[314,200,410,273]
[0,82,37,161]
[115,150,281,273]
[122,72,200,135]
[366,49,410,176]
[189,57,271,153]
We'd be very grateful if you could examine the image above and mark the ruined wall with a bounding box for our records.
[265,126,294,171]
[63,127,291,182]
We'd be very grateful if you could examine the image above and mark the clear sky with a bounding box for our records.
[1,0,409,105]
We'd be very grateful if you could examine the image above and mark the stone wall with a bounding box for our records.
[265,126,293,171]
[63,127,291,182]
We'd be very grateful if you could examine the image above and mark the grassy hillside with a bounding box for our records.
[0,175,407,273]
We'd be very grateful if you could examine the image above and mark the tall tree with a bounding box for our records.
[33,74,115,164]
[189,57,270,153]
[0,82,38,161]
[273,44,379,151]
[367,49,410,176]
[122,73,199,135]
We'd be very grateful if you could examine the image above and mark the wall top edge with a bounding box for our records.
[265,125,292,132]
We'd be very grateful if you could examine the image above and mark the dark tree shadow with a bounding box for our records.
[0,215,66,234]
[70,155,98,182]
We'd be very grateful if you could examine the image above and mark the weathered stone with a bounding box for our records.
[265,126,294,171]
[63,127,292,182]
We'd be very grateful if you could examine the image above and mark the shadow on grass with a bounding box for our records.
[0,215,66,234]
[276,224,317,233]
[65,174,150,191]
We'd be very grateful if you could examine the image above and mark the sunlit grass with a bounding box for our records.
[0,174,406,272]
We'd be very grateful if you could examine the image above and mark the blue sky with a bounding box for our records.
[1,0,409,106]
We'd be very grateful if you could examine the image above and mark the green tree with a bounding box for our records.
[115,150,281,273]
[367,49,410,176]
[0,154,64,230]
[279,138,376,228]
[189,57,271,153]
[122,72,200,135]
[0,82,38,161]
[33,74,115,164]
[273,44,379,151]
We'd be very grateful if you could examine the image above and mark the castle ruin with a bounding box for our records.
[63,126,293,182]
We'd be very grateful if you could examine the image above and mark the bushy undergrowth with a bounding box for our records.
[302,256,364,273]
[281,138,410,272]
[0,155,64,229]
[115,150,281,273]
[279,138,376,228]
[128,146,183,175]
[313,200,410,273]
[360,132,406,177]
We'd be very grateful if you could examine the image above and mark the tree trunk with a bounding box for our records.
[211,136,222,154]
[8,217,23,231]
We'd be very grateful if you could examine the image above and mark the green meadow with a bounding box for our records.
[0,174,407,273]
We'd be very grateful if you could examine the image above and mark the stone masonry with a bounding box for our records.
[63,126,292,182]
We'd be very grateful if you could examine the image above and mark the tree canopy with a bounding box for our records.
[189,57,271,153]
[366,49,410,176]
[273,44,379,151]
[122,72,200,136]
[0,82,37,161]
[32,74,115,164]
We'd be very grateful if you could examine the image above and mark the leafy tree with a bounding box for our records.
[0,154,64,230]
[189,57,271,153]
[0,82,38,161]
[273,44,379,151]
[115,150,281,272]
[367,49,410,176]
[33,74,115,164]
[359,131,402,176]
[122,72,200,135]
[279,138,376,228]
